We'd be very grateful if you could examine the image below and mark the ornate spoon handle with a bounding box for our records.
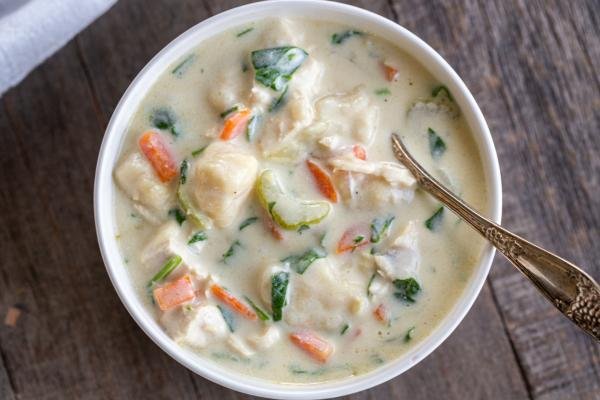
[391,134,600,340]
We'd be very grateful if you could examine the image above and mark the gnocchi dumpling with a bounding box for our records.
[191,142,258,227]
[115,152,175,224]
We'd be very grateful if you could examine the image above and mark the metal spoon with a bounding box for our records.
[391,134,600,340]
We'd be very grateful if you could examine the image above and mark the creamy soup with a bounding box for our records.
[112,17,488,383]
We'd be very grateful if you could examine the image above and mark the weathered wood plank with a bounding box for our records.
[388,0,600,399]
[0,39,205,400]
[0,348,16,400]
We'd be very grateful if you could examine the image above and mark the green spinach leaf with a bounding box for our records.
[221,240,242,263]
[168,208,186,225]
[171,54,196,78]
[243,296,270,321]
[425,207,444,231]
[151,108,179,137]
[393,278,421,303]
[428,128,446,159]
[432,85,453,101]
[147,255,182,288]
[188,231,207,244]
[251,47,308,91]
[246,114,261,142]
[370,215,395,243]
[282,247,326,274]
[239,217,258,231]
[179,159,189,185]
[236,27,254,37]
[269,86,288,112]
[404,326,416,342]
[217,305,236,332]
[271,271,289,321]
[331,30,364,45]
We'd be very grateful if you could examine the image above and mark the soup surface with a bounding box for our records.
[113,17,489,383]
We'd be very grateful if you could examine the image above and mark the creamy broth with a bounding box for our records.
[113,18,488,383]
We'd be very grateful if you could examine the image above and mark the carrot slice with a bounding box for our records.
[336,225,370,254]
[306,159,338,202]
[153,275,195,311]
[139,131,177,182]
[373,303,389,324]
[382,62,399,82]
[352,144,367,160]
[261,209,284,241]
[210,284,257,320]
[220,108,252,140]
[290,331,334,363]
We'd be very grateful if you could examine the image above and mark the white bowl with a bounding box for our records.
[94,1,502,398]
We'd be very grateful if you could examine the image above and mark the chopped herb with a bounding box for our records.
[267,201,276,215]
[241,62,249,72]
[211,351,243,362]
[331,29,364,44]
[370,247,377,255]
[353,235,365,244]
[243,296,270,321]
[191,146,207,157]
[370,354,385,365]
[289,365,328,376]
[171,54,196,78]
[319,233,326,246]
[340,324,350,335]
[246,114,261,142]
[239,217,258,231]
[375,88,391,96]
[217,305,236,332]
[220,104,241,119]
[393,278,421,303]
[428,128,447,159]
[370,215,395,243]
[271,271,289,321]
[282,247,327,274]
[151,108,179,137]
[297,224,310,234]
[221,240,242,263]
[179,159,189,185]
[147,255,182,288]
[366,272,377,297]
[251,47,308,91]
[425,207,444,231]
[432,85,453,101]
[188,231,207,244]
[236,27,254,37]
[404,326,416,342]
[269,85,288,112]
[168,208,186,225]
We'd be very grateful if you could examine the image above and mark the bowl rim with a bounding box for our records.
[94,1,503,398]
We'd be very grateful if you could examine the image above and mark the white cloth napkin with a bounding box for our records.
[0,0,117,96]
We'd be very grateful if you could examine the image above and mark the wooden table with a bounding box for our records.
[1,1,598,398]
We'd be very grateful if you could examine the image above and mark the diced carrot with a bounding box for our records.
[352,144,367,160]
[382,62,399,82]
[220,108,252,140]
[139,131,177,182]
[336,225,370,254]
[210,284,257,320]
[306,159,338,203]
[290,331,334,363]
[373,303,389,324]
[260,207,284,240]
[153,275,195,311]
[265,215,284,240]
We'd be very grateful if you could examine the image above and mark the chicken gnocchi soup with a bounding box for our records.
[113,18,488,382]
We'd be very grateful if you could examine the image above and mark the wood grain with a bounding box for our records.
[0,0,597,399]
